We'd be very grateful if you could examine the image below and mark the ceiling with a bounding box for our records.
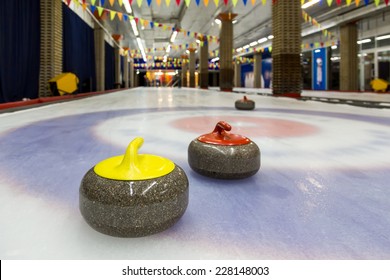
[82,0,389,60]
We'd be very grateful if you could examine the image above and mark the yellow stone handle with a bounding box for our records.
[118,137,143,174]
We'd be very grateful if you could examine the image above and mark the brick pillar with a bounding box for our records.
[254,52,262,88]
[181,55,188,87]
[340,23,358,91]
[130,60,135,88]
[234,60,241,87]
[218,13,237,92]
[94,26,105,92]
[123,57,129,88]
[272,1,301,95]
[39,0,62,97]
[114,46,121,88]
[188,48,196,88]
[199,39,209,89]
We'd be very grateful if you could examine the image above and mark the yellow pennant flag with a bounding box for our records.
[262,0,266,5]
[346,0,352,5]
[157,0,161,5]
[137,0,143,7]
[73,0,80,8]
[374,0,380,6]
[185,0,191,6]
[117,12,123,21]
[97,6,104,16]
[166,0,171,6]
[327,0,332,5]
[301,0,305,5]
[251,0,256,5]
[204,0,209,6]
[232,0,238,6]
[109,0,115,6]
[214,0,219,7]
[118,0,123,6]
[91,0,97,5]
[110,11,116,20]
[355,0,360,6]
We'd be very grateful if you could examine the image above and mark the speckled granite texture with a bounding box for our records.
[235,99,255,110]
[188,140,260,179]
[79,165,188,237]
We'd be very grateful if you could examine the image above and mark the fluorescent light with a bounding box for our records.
[211,57,219,62]
[302,0,320,9]
[249,41,258,47]
[170,31,178,43]
[232,20,238,24]
[376,34,390,41]
[243,44,250,49]
[163,55,167,62]
[166,45,171,53]
[236,47,243,52]
[136,37,146,62]
[123,0,132,14]
[214,18,221,25]
[196,39,201,44]
[186,50,189,54]
[267,35,274,40]
[314,49,321,53]
[357,39,371,44]
[258,37,268,44]
[331,45,337,49]
[130,19,138,37]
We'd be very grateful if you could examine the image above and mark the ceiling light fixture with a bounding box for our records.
[123,0,132,14]
[166,45,171,53]
[301,0,320,9]
[214,18,221,25]
[130,19,139,37]
[267,35,274,40]
[170,30,178,43]
[243,44,250,49]
[249,41,258,47]
[136,37,146,62]
[357,39,371,44]
[376,34,390,40]
[211,57,219,62]
[258,37,268,44]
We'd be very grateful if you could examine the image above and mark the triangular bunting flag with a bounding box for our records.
[101,0,105,6]
[82,3,87,10]
[185,0,191,6]
[166,0,171,5]
[262,0,266,5]
[109,0,115,6]
[346,0,352,4]
[232,0,238,6]
[123,14,128,21]
[386,0,389,5]
[355,0,360,6]
[66,0,72,6]
[147,0,152,5]
[157,0,161,5]
[110,11,116,20]
[251,0,256,5]
[117,12,123,21]
[176,0,181,5]
[137,0,143,6]
[224,0,228,5]
[243,0,248,5]
[91,0,97,5]
[327,0,332,5]
[214,0,219,6]
[90,5,96,13]
[374,0,380,5]
[97,6,104,16]
[119,0,123,6]
[336,0,341,5]
[196,0,200,5]
[73,0,80,7]
[150,21,154,28]
[204,0,209,6]
[135,17,139,24]
[364,0,369,5]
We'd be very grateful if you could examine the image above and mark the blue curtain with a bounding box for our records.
[105,42,115,90]
[63,3,96,93]
[0,1,40,103]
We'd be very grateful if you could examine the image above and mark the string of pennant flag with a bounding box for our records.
[67,0,389,8]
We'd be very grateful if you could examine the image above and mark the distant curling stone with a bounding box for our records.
[188,121,260,179]
[235,95,255,110]
[79,137,189,237]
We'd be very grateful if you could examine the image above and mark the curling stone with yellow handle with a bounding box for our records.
[79,137,189,237]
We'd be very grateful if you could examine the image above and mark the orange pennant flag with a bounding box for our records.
[251,0,256,5]
[355,0,360,6]
[109,0,115,6]
[157,0,161,5]
[204,0,209,6]
[82,3,87,10]
[117,12,123,21]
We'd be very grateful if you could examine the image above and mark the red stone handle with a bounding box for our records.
[212,121,232,135]
[243,96,248,101]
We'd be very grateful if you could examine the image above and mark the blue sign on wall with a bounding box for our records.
[312,48,327,90]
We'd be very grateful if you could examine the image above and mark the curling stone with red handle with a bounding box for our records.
[79,137,189,237]
[188,121,260,179]
[235,95,255,110]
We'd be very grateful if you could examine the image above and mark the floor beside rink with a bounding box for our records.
[1,87,390,259]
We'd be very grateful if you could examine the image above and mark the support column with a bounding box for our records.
[130,60,135,88]
[94,26,105,92]
[234,60,241,87]
[123,57,129,88]
[199,38,209,89]
[218,13,237,92]
[188,48,196,88]
[272,1,301,95]
[340,23,358,91]
[39,0,62,97]
[114,46,121,88]
[181,55,188,87]
[254,52,262,88]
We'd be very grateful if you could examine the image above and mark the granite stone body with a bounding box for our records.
[235,99,255,110]
[79,165,188,237]
[188,140,260,179]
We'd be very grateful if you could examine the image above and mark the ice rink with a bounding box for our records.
[1,87,390,259]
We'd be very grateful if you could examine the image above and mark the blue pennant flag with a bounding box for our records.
[90,5,96,13]
[147,0,152,6]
